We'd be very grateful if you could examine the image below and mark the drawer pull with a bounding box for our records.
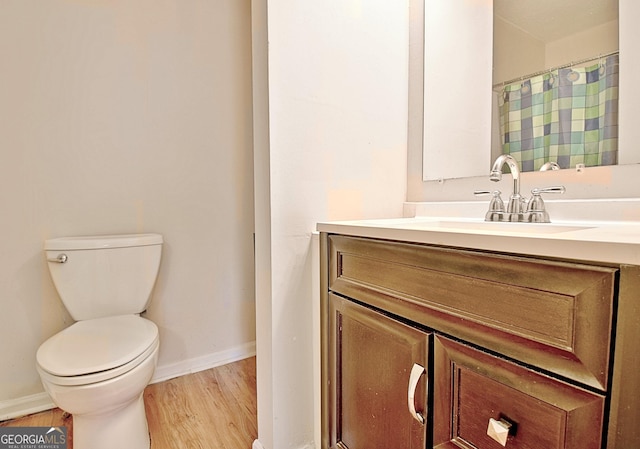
[487,417,514,447]
[407,363,426,425]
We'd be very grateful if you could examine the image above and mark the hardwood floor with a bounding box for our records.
[0,357,257,449]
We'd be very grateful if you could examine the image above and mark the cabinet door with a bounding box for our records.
[328,293,430,449]
[433,336,605,449]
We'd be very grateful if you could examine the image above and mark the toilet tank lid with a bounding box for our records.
[44,233,163,250]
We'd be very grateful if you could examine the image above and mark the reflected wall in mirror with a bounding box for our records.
[492,0,619,172]
[422,1,492,181]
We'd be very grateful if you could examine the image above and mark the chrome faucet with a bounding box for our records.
[475,155,566,222]
[489,154,525,216]
[539,161,560,171]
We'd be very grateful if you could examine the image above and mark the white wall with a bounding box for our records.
[252,1,409,448]
[422,0,492,182]
[546,20,618,69]
[618,0,640,167]
[0,0,256,417]
[492,18,618,85]
[493,15,545,85]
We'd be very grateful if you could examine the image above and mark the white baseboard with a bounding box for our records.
[0,393,55,422]
[252,439,315,449]
[0,341,256,422]
[151,340,256,384]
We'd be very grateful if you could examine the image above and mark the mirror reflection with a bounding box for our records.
[492,0,619,172]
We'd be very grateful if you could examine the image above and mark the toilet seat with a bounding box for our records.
[37,315,159,386]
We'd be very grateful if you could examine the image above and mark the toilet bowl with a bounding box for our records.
[36,234,163,449]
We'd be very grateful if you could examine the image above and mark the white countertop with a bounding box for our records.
[317,215,640,265]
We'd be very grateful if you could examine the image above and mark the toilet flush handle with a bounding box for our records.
[47,254,68,264]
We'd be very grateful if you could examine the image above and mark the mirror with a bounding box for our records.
[491,0,619,171]
[420,0,628,182]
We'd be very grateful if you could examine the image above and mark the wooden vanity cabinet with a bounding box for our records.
[320,233,639,449]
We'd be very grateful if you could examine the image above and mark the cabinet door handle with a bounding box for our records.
[407,363,426,425]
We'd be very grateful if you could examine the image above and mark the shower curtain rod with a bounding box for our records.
[492,50,619,89]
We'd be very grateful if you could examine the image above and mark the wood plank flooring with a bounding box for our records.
[0,357,257,449]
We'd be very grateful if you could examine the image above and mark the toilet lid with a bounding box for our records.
[37,315,159,377]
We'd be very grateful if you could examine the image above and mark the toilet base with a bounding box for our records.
[72,392,150,449]
[37,333,159,449]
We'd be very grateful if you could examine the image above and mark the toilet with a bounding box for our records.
[36,233,163,449]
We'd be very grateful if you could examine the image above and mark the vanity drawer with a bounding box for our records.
[433,336,605,449]
[327,235,617,390]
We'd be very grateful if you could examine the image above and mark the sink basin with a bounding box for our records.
[404,219,594,234]
[332,217,595,235]
[404,220,591,234]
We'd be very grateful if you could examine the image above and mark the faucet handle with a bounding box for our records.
[475,190,505,221]
[527,185,565,222]
[474,190,501,197]
[531,186,566,196]
[475,190,504,208]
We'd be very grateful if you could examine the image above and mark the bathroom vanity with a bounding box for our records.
[318,216,640,449]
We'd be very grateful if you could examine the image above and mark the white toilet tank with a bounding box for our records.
[44,234,163,321]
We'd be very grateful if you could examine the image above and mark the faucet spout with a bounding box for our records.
[490,154,523,214]
[479,155,565,222]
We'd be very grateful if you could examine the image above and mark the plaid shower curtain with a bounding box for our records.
[498,54,619,172]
